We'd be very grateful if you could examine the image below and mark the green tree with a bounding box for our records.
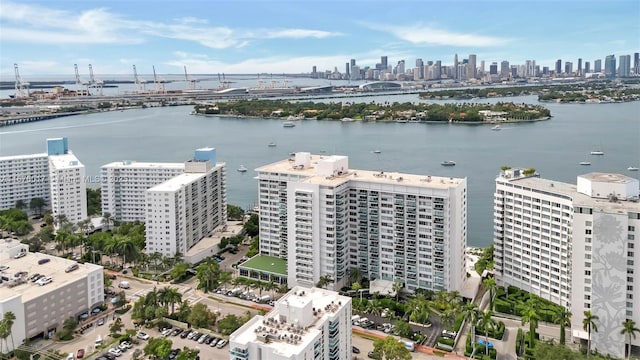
[102,212,114,232]
[371,336,412,360]
[392,282,403,301]
[462,302,481,345]
[29,197,47,216]
[533,342,582,360]
[159,287,182,314]
[554,307,571,345]
[582,310,599,357]
[477,310,496,355]
[315,275,333,289]
[352,282,363,301]
[217,314,247,336]
[109,318,124,335]
[14,200,26,211]
[1,311,16,353]
[521,298,540,347]
[171,262,189,281]
[144,337,172,360]
[175,347,200,360]
[86,188,102,216]
[196,258,222,292]
[227,204,244,220]
[621,319,639,360]
[187,303,215,329]
[392,320,413,339]
[483,277,497,311]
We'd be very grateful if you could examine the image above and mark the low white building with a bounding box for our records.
[0,239,104,352]
[145,148,226,257]
[229,286,351,360]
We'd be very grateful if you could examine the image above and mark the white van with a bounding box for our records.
[118,281,130,289]
[66,353,74,360]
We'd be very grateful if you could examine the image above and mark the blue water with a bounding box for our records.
[1,94,638,247]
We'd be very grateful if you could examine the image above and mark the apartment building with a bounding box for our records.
[493,169,639,358]
[229,286,351,360]
[256,153,467,293]
[145,148,226,257]
[101,161,184,222]
[0,239,104,352]
[0,137,86,224]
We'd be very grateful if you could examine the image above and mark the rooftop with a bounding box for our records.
[579,172,638,184]
[102,161,185,170]
[48,152,83,169]
[239,255,287,275]
[0,153,48,162]
[256,153,465,189]
[147,172,208,192]
[0,250,102,302]
[231,286,350,356]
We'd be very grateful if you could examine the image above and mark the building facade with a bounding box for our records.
[229,286,351,360]
[145,148,226,257]
[493,169,639,358]
[101,161,185,222]
[256,153,467,294]
[0,239,104,352]
[0,137,86,224]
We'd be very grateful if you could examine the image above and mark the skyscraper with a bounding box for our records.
[453,54,458,79]
[434,60,442,79]
[584,61,590,73]
[416,58,424,79]
[500,61,510,78]
[381,56,388,70]
[345,62,350,77]
[619,55,631,77]
[577,58,582,76]
[555,59,562,75]
[489,62,498,75]
[564,62,573,75]
[594,59,602,73]
[604,55,616,78]
[468,54,477,79]
[634,53,640,75]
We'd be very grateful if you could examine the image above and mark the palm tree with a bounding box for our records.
[54,213,69,229]
[553,307,571,345]
[149,252,163,272]
[392,281,403,301]
[102,212,114,232]
[621,319,639,360]
[316,275,334,289]
[462,302,481,345]
[15,200,26,211]
[483,277,497,311]
[159,287,182,314]
[582,310,599,357]
[348,267,363,284]
[1,311,16,353]
[114,235,139,267]
[521,298,540,347]
[219,271,232,291]
[477,310,496,355]
[352,282,363,300]
[440,307,457,331]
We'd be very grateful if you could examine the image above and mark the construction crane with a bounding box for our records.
[88,64,104,96]
[217,73,231,89]
[153,66,165,94]
[13,63,30,98]
[184,66,197,90]
[74,64,89,96]
[132,65,145,93]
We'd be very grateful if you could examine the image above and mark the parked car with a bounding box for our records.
[198,334,209,344]
[180,330,191,339]
[14,251,26,259]
[76,349,85,359]
[97,318,105,326]
[107,348,122,357]
[161,328,172,337]
[136,331,150,340]
[209,337,220,347]
[216,339,228,348]
[352,346,360,354]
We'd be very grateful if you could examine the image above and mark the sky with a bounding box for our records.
[0,0,639,79]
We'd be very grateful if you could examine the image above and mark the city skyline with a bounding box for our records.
[1,0,638,78]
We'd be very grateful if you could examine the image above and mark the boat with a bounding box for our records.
[579,161,591,166]
[287,115,303,121]
[590,148,604,155]
[491,125,502,131]
[441,160,456,167]
[282,121,295,128]
[237,165,248,172]
[268,142,276,147]
[628,166,639,171]
[395,119,408,123]
[341,117,355,122]
[373,150,381,154]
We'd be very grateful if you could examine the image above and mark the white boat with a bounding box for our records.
[491,125,502,131]
[268,142,276,147]
[628,166,639,171]
[373,150,381,154]
[282,121,295,128]
[441,160,456,167]
[287,115,303,121]
[341,117,355,122]
[590,150,604,155]
[237,165,248,172]
[579,161,591,166]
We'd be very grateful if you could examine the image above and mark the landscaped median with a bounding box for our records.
[352,327,465,359]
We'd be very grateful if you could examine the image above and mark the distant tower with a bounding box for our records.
[564,62,573,75]
[453,54,459,79]
[604,55,616,78]
[555,59,562,75]
[619,55,631,77]
[594,59,602,73]
[577,58,583,76]
[381,56,388,70]
[468,54,477,79]
[434,60,442,79]
[634,53,640,75]
[416,58,424,79]
[500,61,510,78]
[345,62,350,78]
[584,61,590,74]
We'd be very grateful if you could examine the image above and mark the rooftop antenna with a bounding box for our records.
[13,63,30,98]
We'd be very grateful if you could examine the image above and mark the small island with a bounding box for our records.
[193,100,551,123]
[419,80,640,103]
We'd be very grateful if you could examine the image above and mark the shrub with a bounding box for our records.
[494,299,512,314]
[115,305,132,315]
[438,337,454,346]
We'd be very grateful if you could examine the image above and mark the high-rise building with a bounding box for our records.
[468,54,477,79]
[256,153,467,293]
[604,55,616,78]
[525,60,536,78]
[634,53,640,75]
[229,286,352,360]
[584,61,590,74]
[350,59,356,67]
[493,169,640,359]
[0,137,86,224]
[345,62,350,77]
[564,62,573,75]
[101,161,185,222]
[489,62,498,75]
[594,59,602,73]
[311,66,317,79]
[619,55,631,77]
[434,60,442,79]
[479,60,485,76]
[542,66,549,76]
[500,61,510,78]
[381,56,388,70]
[145,148,226,257]
[396,60,405,76]
[350,65,361,81]
[453,54,458,79]
[555,59,562,75]
[416,58,424,79]
[577,58,583,76]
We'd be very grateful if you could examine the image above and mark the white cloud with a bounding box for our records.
[365,22,510,47]
[0,1,340,48]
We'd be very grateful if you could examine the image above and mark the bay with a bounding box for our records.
[0,94,638,247]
